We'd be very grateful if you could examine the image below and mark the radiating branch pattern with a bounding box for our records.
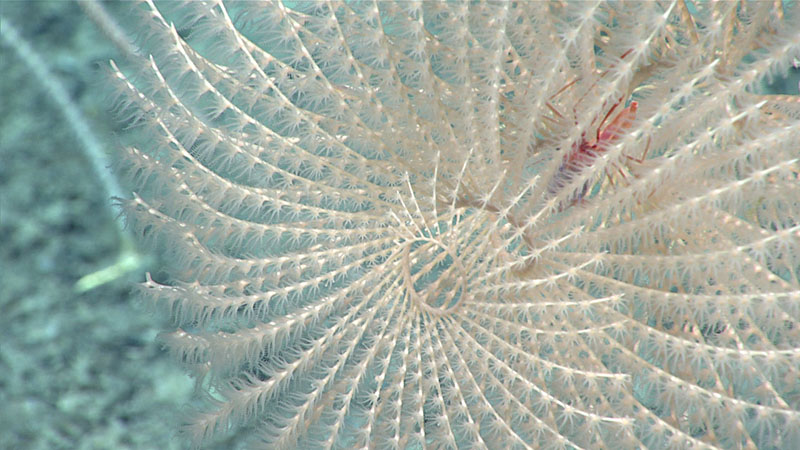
[113,1,800,448]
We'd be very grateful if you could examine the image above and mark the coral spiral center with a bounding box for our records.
[402,238,466,314]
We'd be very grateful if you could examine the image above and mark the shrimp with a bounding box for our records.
[545,51,649,210]
[547,99,642,206]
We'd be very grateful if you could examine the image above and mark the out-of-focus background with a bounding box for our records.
[1,2,798,450]
[1,2,192,449]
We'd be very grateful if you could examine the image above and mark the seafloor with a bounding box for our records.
[1,2,194,449]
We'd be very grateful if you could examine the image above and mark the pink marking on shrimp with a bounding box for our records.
[548,98,642,208]
[544,48,650,210]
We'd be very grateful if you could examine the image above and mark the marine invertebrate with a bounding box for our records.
[113,1,800,448]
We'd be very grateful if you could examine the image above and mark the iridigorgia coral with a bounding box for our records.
[111,1,800,448]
